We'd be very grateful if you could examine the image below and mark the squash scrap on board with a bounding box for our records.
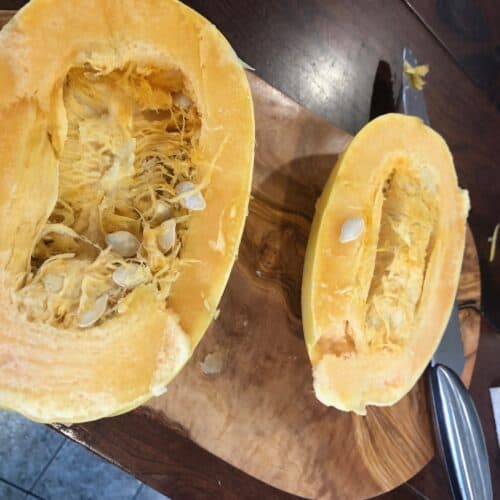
[302,114,469,415]
[0,0,254,423]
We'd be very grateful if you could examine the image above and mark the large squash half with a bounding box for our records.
[0,0,254,422]
[302,114,468,415]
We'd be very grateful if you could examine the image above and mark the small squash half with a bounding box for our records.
[302,114,469,415]
[0,0,254,422]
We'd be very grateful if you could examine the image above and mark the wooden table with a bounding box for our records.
[1,1,499,498]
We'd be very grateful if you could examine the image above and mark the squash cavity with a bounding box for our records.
[364,162,438,352]
[16,62,203,329]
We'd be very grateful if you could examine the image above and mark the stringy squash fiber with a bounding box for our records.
[0,0,254,422]
[302,114,469,415]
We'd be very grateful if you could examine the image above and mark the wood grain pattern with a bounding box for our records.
[2,1,494,499]
[458,228,481,387]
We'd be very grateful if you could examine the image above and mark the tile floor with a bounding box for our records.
[0,409,169,500]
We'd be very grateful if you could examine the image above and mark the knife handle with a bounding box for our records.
[429,364,493,500]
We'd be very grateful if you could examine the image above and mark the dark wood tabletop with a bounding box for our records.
[1,0,499,498]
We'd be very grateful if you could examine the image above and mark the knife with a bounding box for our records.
[402,47,492,500]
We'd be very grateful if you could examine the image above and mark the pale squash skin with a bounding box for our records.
[0,0,254,423]
[302,114,469,415]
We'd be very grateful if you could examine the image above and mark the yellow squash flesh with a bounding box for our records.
[0,0,254,423]
[302,114,469,415]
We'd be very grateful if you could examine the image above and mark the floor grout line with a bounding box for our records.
[0,477,43,499]
[26,436,67,497]
[22,491,46,500]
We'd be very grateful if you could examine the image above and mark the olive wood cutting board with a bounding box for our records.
[145,73,481,499]
[0,10,480,499]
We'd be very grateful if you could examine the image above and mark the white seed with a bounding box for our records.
[105,231,140,257]
[173,92,192,109]
[153,201,173,224]
[112,264,151,289]
[175,181,206,211]
[200,351,224,375]
[184,192,206,211]
[42,274,64,294]
[157,219,176,254]
[78,294,108,328]
[339,216,364,243]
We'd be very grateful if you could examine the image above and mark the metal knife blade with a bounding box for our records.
[402,47,430,126]
[401,47,464,375]
[432,302,465,376]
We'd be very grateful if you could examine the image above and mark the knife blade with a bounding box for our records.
[402,47,464,375]
[402,47,430,125]
[431,302,464,375]
[402,47,492,500]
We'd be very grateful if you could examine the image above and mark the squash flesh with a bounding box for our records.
[302,114,468,415]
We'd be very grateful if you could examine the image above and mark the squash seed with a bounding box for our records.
[175,181,206,211]
[105,231,140,257]
[173,92,192,109]
[112,264,151,289]
[200,351,224,375]
[157,219,176,254]
[151,201,173,225]
[339,216,364,243]
[78,294,109,328]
